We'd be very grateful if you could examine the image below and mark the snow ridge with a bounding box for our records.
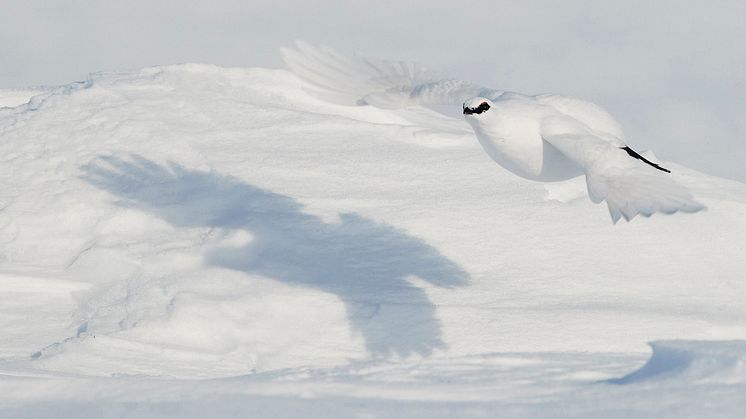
[612,340,746,384]
[1,62,746,417]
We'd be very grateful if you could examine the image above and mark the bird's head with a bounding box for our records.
[462,98,492,117]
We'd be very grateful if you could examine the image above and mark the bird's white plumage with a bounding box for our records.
[536,94,626,141]
[283,42,705,223]
[281,41,502,108]
[540,120,704,222]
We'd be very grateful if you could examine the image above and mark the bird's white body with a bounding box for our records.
[283,42,706,223]
[465,94,584,182]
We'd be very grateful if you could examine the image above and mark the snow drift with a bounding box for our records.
[613,340,746,384]
[1,62,746,416]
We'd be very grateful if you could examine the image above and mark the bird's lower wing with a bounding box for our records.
[541,119,705,223]
[281,41,501,109]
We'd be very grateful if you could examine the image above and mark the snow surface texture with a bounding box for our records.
[1,64,745,417]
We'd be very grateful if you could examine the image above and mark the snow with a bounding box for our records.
[1,63,745,417]
[613,340,746,384]
[0,89,46,108]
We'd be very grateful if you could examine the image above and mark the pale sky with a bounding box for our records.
[2,0,744,181]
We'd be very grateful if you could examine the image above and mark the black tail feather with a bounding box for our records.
[620,146,671,173]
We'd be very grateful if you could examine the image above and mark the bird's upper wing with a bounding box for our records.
[536,94,626,141]
[540,116,705,223]
[282,41,503,109]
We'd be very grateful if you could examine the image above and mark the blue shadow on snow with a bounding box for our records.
[80,155,469,358]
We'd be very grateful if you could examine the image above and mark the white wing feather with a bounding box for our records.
[537,94,626,141]
[541,117,705,223]
[282,41,502,109]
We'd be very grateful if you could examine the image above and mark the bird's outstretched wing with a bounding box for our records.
[541,116,705,223]
[282,41,502,109]
[536,94,626,142]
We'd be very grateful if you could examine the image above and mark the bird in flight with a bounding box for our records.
[282,42,705,223]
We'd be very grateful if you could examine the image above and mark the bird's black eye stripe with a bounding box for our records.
[463,101,490,115]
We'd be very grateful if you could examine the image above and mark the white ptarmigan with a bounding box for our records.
[282,42,705,223]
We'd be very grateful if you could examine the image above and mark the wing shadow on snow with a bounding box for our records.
[80,154,469,358]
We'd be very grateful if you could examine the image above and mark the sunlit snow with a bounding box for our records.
[1,62,745,418]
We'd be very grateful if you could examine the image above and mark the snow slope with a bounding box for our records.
[1,64,745,417]
[0,88,46,108]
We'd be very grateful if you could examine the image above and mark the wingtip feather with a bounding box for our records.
[591,168,706,224]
